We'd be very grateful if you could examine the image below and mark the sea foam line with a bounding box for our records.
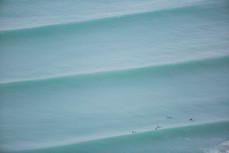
[6,120,229,152]
[0,55,228,87]
[0,1,208,33]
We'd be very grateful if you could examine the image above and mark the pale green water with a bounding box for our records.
[0,0,229,152]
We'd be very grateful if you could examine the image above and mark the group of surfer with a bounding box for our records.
[131,116,194,133]
[167,116,193,121]
[155,116,194,130]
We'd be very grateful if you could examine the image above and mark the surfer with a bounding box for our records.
[167,116,172,119]
[155,125,161,131]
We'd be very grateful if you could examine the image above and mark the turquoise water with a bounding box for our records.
[0,0,229,152]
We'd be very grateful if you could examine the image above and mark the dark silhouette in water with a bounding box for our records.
[132,131,137,134]
[155,125,161,131]
[167,116,173,119]
[190,118,193,121]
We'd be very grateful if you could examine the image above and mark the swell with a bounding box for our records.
[0,2,213,34]
[10,120,229,153]
[1,55,229,87]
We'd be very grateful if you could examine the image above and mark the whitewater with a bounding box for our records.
[0,0,229,153]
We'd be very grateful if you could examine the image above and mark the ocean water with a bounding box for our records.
[0,0,229,152]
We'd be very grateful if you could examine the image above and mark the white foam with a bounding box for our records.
[205,141,229,153]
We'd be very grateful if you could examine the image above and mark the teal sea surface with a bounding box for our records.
[0,0,229,152]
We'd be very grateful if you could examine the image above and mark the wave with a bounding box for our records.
[1,0,210,32]
[1,0,228,84]
[0,1,216,34]
[9,120,229,153]
[205,141,229,153]
[0,1,204,33]
[1,55,228,87]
